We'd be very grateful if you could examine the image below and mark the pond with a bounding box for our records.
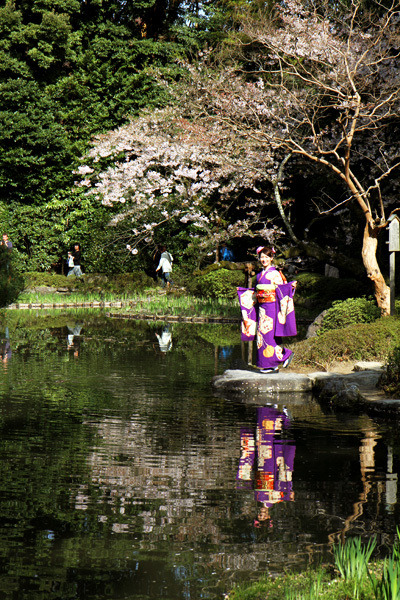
[0,310,399,600]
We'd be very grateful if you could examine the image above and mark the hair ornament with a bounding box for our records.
[256,246,276,255]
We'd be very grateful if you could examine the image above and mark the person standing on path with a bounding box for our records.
[1,234,12,252]
[72,243,83,277]
[1,233,13,275]
[237,245,297,373]
[67,251,74,276]
[156,246,173,288]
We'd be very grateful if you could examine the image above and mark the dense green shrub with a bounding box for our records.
[188,268,244,299]
[319,297,380,334]
[293,317,400,368]
[379,346,400,397]
[76,272,155,295]
[24,272,75,289]
[295,272,370,311]
[0,247,24,307]
[22,271,155,295]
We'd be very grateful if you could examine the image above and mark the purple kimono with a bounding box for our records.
[236,406,295,509]
[237,266,296,369]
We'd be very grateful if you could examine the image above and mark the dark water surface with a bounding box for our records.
[0,310,399,600]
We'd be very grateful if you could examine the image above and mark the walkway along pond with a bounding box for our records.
[0,310,399,600]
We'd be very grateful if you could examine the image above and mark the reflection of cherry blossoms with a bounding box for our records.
[74,108,280,254]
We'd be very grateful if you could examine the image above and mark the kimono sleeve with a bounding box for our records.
[274,282,297,337]
[237,287,256,341]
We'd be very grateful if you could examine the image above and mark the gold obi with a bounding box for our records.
[256,284,276,303]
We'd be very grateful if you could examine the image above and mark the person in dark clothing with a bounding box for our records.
[1,234,13,274]
[1,234,12,252]
[152,246,161,281]
[67,243,83,277]
[220,244,234,261]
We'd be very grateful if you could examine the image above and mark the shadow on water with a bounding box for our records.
[0,309,399,599]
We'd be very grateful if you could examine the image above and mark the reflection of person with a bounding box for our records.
[155,326,172,353]
[0,326,12,368]
[156,246,173,288]
[237,405,296,527]
[67,323,83,357]
[237,245,297,374]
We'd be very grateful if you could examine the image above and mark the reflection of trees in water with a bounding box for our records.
[327,425,398,549]
[78,404,400,578]
[1,313,400,582]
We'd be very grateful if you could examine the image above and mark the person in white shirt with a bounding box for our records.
[156,245,173,288]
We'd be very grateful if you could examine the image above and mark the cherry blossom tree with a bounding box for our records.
[177,0,400,313]
[74,108,282,265]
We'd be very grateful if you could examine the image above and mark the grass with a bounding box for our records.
[12,288,240,319]
[124,293,238,318]
[227,535,400,600]
[333,536,377,599]
[16,290,132,304]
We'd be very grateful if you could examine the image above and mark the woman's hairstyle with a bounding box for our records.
[256,246,276,257]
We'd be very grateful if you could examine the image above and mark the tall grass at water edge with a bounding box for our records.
[15,291,130,304]
[333,536,377,599]
[13,290,239,318]
[227,532,400,600]
[128,294,238,318]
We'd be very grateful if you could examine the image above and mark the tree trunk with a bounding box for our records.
[362,223,390,316]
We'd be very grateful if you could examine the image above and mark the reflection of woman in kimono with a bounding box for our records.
[237,405,296,526]
[237,246,297,373]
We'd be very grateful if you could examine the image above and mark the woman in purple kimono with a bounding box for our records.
[237,246,297,373]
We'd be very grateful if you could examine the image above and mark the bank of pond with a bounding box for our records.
[228,535,400,600]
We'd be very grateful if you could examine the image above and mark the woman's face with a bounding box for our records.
[259,252,272,268]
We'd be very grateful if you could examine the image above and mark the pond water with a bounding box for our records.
[0,310,399,600]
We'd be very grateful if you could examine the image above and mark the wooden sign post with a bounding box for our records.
[388,215,400,316]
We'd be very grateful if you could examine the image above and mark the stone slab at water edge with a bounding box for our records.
[212,370,313,394]
[212,362,400,413]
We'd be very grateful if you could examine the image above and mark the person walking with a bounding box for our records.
[1,234,12,252]
[67,251,75,276]
[1,233,13,274]
[156,246,173,288]
[72,243,83,277]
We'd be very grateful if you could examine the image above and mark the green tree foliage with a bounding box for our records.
[0,245,24,307]
[1,189,118,272]
[379,346,400,397]
[0,0,185,208]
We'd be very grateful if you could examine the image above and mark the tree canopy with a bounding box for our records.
[1,0,399,307]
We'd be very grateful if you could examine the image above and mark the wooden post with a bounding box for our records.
[390,251,396,316]
[388,216,400,317]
